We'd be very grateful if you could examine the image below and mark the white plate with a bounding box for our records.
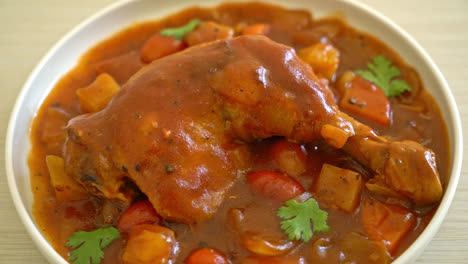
[5,0,463,263]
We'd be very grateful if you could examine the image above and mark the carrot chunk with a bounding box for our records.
[242,24,270,35]
[361,197,416,254]
[140,33,185,63]
[337,72,392,126]
[186,248,229,264]
[313,164,362,213]
[246,170,304,202]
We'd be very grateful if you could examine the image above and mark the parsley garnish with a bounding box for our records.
[277,198,329,242]
[160,19,202,40]
[66,226,120,264]
[355,55,412,96]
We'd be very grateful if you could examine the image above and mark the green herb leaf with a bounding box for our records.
[355,55,412,96]
[160,19,202,40]
[277,198,329,242]
[66,226,120,264]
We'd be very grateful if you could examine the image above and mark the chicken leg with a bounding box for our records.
[64,35,442,224]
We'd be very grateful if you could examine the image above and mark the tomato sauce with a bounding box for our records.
[28,2,450,264]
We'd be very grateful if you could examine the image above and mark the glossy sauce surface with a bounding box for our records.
[28,2,449,263]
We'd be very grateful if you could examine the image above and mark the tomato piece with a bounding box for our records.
[117,200,161,233]
[270,139,307,177]
[140,33,185,63]
[242,24,270,35]
[337,72,392,126]
[246,170,304,202]
[297,43,340,80]
[185,248,229,264]
[361,197,415,254]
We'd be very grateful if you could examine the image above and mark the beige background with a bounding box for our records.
[0,0,467,263]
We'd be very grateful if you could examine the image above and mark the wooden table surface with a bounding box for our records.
[0,0,467,263]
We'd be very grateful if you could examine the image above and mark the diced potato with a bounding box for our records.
[46,155,87,203]
[320,124,350,149]
[122,224,176,264]
[313,163,363,213]
[184,21,234,46]
[297,43,340,80]
[76,73,120,113]
[40,106,71,146]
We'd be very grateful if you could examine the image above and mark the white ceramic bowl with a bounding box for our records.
[5,0,463,263]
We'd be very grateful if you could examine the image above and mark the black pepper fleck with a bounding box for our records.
[165,164,175,174]
[135,165,140,172]
[122,166,128,172]
[199,241,208,247]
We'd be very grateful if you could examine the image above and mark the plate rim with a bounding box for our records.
[5,0,463,263]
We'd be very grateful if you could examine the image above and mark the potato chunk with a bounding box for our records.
[76,73,120,113]
[313,163,363,212]
[297,43,339,80]
[123,224,176,264]
[46,155,87,203]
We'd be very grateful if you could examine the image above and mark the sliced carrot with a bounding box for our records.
[117,200,161,233]
[246,170,304,202]
[140,33,186,63]
[270,139,307,177]
[337,73,392,126]
[361,197,416,254]
[242,24,270,35]
[186,248,229,264]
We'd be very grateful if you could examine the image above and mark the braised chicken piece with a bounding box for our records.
[64,35,442,224]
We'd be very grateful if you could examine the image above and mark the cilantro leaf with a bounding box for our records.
[355,55,412,96]
[277,198,329,242]
[160,19,202,40]
[66,226,120,264]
